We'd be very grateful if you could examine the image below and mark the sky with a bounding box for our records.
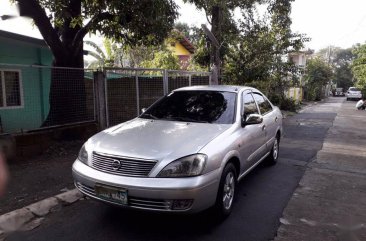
[1,0,366,51]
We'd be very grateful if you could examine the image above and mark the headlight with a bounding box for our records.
[157,154,207,178]
[78,144,88,164]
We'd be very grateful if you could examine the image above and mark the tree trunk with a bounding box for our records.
[211,5,222,85]
[40,0,91,127]
[42,49,88,127]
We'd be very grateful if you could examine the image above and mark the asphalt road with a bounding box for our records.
[8,97,343,241]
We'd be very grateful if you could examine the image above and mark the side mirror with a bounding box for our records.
[242,114,263,127]
[141,108,147,113]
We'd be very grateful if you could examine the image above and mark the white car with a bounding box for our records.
[346,87,362,100]
[72,86,283,217]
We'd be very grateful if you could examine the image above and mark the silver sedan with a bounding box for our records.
[72,85,283,217]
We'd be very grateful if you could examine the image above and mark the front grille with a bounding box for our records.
[91,152,157,177]
[75,182,172,210]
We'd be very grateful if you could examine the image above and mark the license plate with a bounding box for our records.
[95,184,128,205]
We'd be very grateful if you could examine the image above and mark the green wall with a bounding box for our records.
[0,38,53,133]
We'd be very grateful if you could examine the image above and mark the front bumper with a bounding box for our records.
[72,160,220,213]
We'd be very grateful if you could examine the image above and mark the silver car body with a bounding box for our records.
[346,87,362,100]
[72,85,283,213]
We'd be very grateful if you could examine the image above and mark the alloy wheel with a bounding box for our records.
[222,171,235,210]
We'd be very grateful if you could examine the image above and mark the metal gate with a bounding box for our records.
[104,68,211,127]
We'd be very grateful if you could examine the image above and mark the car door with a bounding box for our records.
[252,92,277,154]
[238,91,266,172]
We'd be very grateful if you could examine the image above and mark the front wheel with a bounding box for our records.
[267,136,280,165]
[214,163,237,218]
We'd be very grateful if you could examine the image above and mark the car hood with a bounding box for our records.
[90,118,231,161]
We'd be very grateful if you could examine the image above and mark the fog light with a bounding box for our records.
[172,199,193,210]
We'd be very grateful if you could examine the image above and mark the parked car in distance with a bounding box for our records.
[346,87,362,100]
[72,86,283,217]
[334,88,344,96]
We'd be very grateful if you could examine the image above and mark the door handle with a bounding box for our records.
[275,117,278,122]
[262,125,266,131]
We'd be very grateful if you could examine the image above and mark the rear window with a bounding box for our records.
[349,87,360,91]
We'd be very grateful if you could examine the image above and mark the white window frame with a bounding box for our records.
[0,69,24,109]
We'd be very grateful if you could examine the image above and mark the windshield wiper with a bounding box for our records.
[140,113,159,120]
[166,116,210,123]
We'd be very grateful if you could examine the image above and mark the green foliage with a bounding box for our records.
[270,95,299,112]
[316,47,355,90]
[184,0,242,79]
[85,39,121,68]
[174,22,191,38]
[122,45,155,68]
[41,0,178,45]
[352,43,366,92]
[17,0,179,67]
[224,15,274,83]
[141,49,180,70]
[183,0,309,111]
[303,58,333,101]
[222,0,308,107]
[334,64,354,90]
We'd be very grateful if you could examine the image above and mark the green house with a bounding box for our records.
[0,30,53,133]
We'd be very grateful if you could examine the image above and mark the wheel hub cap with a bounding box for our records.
[273,139,278,160]
[223,172,235,210]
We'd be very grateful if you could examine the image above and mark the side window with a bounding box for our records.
[0,70,23,108]
[252,93,273,115]
[243,93,259,117]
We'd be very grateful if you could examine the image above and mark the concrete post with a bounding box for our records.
[93,71,107,130]
[163,69,168,95]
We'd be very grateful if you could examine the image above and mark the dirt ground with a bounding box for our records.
[0,141,83,215]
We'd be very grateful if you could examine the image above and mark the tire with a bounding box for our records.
[267,135,280,165]
[346,98,349,101]
[214,163,237,219]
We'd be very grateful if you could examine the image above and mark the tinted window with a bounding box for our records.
[243,93,259,117]
[252,93,273,115]
[141,91,236,124]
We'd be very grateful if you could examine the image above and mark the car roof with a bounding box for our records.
[174,85,254,93]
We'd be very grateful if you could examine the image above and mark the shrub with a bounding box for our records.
[268,93,298,112]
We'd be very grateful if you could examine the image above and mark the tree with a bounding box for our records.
[333,48,355,89]
[223,1,308,93]
[174,22,191,38]
[183,0,242,83]
[315,47,355,90]
[16,0,178,126]
[85,39,122,68]
[304,58,333,101]
[224,13,274,84]
[352,43,366,94]
[141,49,180,70]
[173,25,211,70]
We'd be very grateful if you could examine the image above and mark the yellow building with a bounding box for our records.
[168,36,195,69]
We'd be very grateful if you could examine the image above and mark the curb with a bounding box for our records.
[0,188,84,239]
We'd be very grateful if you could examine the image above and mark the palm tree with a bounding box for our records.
[84,39,123,68]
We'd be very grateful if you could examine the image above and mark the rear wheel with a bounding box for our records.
[267,135,280,165]
[214,163,237,218]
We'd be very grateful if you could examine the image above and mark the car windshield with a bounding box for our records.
[140,90,237,124]
[349,87,360,91]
